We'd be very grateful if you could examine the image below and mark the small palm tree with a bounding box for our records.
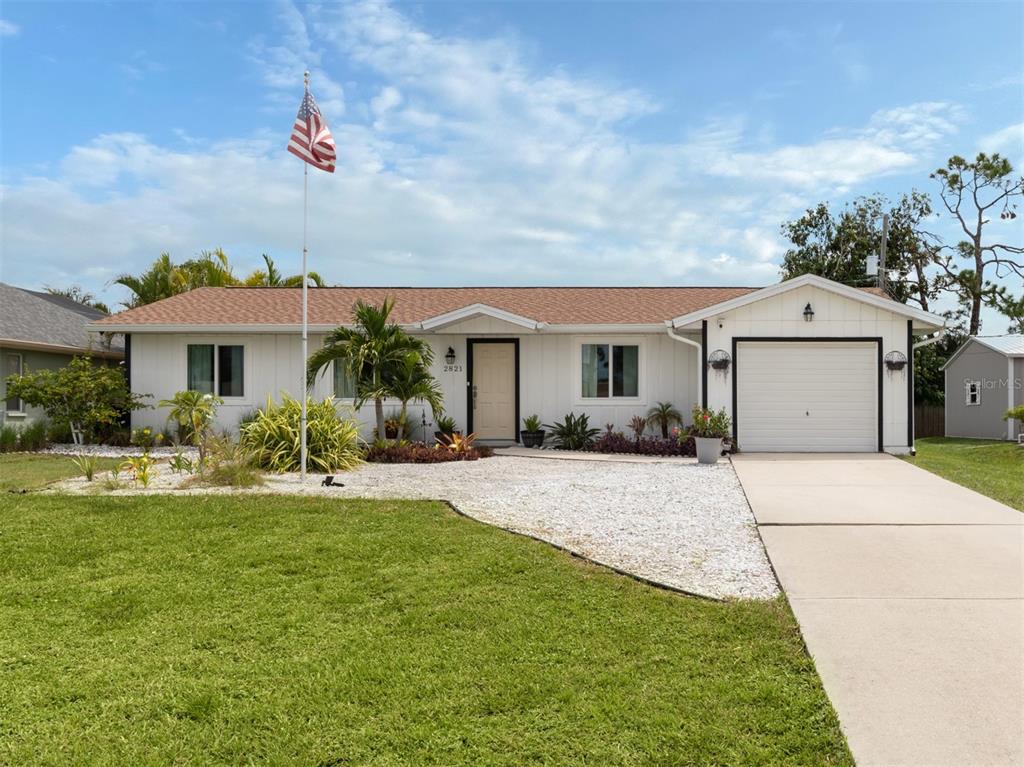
[387,351,443,441]
[306,299,434,439]
[114,253,184,308]
[158,390,223,465]
[646,401,682,439]
[244,254,324,287]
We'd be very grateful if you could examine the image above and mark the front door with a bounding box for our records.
[471,342,516,439]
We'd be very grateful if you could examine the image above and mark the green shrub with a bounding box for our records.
[159,390,222,447]
[0,425,18,453]
[120,454,157,488]
[1005,405,1024,422]
[545,412,601,450]
[689,406,731,439]
[72,453,99,481]
[240,395,362,473]
[18,420,50,451]
[185,436,263,488]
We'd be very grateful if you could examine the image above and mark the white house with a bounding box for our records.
[88,274,945,454]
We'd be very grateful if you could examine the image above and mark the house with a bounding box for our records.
[1,283,125,427]
[88,274,945,454]
[942,335,1023,441]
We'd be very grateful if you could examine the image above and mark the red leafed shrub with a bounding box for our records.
[593,430,695,457]
[364,442,494,464]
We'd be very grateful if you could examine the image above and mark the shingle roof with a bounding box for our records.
[0,283,124,354]
[973,335,1024,357]
[91,286,769,327]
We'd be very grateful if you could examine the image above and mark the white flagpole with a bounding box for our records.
[300,70,310,483]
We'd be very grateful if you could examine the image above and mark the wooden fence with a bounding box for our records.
[914,405,945,439]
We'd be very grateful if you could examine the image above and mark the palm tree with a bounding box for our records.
[646,401,683,439]
[387,351,443,440]
[113,253,184,308]
[306,299,434,439]
[178,248,238,288]
[243,254,324,287]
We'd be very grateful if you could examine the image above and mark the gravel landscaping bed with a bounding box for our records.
[41,443,199,458]
[50,454,778,600]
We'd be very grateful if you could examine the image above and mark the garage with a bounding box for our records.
[734,340,880,452]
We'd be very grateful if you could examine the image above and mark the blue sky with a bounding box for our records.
[1,1,1021,327]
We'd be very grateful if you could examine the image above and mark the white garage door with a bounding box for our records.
[736,341,878,452]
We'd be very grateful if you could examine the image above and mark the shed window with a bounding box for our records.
[581,343,639,398]
[965,380,981,406]
[187,344,244,397]
[5,353,23,413]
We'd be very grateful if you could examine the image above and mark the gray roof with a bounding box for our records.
[972,335,1024,357]
[0,283,124,354]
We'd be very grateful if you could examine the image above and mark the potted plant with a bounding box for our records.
[689,405,731,464]
[434,414,461,445]
[520,414,546,447]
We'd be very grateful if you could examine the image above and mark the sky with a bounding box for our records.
[0,0,1022,328]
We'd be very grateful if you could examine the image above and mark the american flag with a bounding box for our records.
[288,87,336,173]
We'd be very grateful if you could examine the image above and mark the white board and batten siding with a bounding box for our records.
[702,283,913,452]
[128,324,700,440]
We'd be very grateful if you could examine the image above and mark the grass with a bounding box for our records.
[903,437,1024,512]
[0,495,852,766]
[0,453,124,492]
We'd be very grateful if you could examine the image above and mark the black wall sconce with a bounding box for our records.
[445,346,457,365]
[803,302,815,322]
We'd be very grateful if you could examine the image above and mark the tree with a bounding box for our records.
[386,351,443,441]
[986,286,1024,333]
[912,331,965,406]
[113,253,188,308]
[4,356,147,443]
[306,299,435,439]
[646,401,682,439]
[931,153,1024,335]
[44,285,110,314]
[158,390,223,464]
[780,192,942,310]
[243,254,324,287]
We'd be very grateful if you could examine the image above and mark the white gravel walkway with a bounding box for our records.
[49,453,779,600]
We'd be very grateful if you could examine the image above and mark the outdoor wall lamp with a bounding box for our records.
[803,302,815,322]
[445,346,457,365]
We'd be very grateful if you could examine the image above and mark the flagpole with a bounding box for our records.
[300,70,310,483]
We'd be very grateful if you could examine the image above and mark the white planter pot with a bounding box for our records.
[694,436,723,464]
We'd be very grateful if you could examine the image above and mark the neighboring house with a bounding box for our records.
[88,274,945,454]
[1,283,125,428]
[942,335,1023,441]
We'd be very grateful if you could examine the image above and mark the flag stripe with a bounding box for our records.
[287,88,336,173]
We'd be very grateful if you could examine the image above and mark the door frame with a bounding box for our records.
[466,338,521,441]
[731,337,884,452]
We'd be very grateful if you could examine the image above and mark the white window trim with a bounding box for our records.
[183,340,250,403]
[965,380,981,407]
[573,336,646,406]
[5,352,24,415]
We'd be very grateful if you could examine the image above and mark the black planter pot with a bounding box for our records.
[520,430,546,448]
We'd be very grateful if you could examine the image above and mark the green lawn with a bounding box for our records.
[0,453,124,492]
[903,438,1023,512]
[0,495,851,766]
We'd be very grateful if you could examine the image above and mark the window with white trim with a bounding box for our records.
[965,380,981,406]
[5,353,23,414]
[333,361,357,399]
[187,344,245,397]
[581,343,639,398]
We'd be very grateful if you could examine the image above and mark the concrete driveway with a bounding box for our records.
[733,454,1024,767]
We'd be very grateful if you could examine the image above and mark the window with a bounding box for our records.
[581,343,639,398]
[333,361,357,399]
[965,380,981,406]
[187,344,244,397]
[5,353,23,413]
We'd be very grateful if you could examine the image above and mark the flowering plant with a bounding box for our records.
[688,406,731,439]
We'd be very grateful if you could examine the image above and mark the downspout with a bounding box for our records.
[909,328,945,455]
[666,324,702,409]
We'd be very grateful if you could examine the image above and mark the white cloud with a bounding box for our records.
[0,19,18,37]
[0,1,971,309]
[979,122,1024,158]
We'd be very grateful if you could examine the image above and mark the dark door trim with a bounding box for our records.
[907,320,915,452]
[731,337,884,452]
[466,338,520,442]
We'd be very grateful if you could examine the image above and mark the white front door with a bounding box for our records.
[736,341,878,452]
[472,343,516,439]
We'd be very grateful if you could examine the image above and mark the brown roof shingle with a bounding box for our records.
[92,286,769,327]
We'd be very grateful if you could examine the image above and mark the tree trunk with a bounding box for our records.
[970,237,984,336]
[396,402,408,442]
[374,398,386,440]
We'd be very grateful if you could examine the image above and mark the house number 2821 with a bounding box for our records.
[443,364,463,373]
